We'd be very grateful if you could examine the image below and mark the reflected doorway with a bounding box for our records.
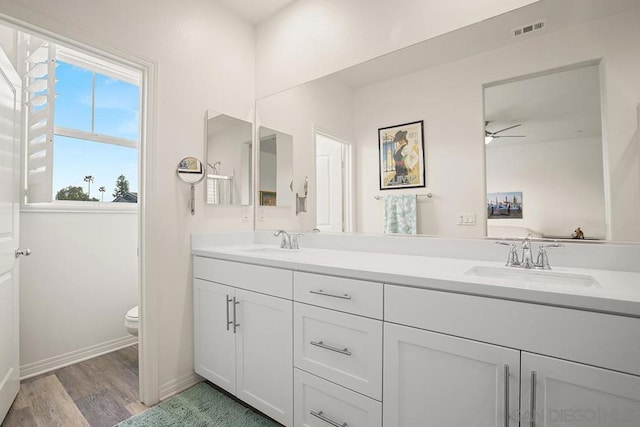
[315,132,351,232]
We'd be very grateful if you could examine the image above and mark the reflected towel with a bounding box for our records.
[207,176,232,205]
[383,194,417,234]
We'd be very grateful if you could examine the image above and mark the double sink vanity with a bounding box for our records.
[192,232,640,427]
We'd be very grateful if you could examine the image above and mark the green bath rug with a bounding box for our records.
[117,382,280,427]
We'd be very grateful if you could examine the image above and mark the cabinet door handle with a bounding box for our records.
[530,371,537,427]
[233,297,240,334]
[226,295,233,331]
[310,340,352,356]
[309,289,352,300]
[504,364,510,427]
[310,410,348,427]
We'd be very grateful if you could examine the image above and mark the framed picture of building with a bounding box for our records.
[487,191,523,219]
[379,120,425,189]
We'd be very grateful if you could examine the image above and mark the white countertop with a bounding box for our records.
[192,244,640,317]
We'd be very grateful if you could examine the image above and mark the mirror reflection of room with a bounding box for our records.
[258,126,294,207]
[484,63,606,240]
[206,112,253,206]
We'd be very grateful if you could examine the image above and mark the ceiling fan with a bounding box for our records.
[485,121,525,144]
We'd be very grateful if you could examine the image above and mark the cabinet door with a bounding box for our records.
[521,353,640,427]
[193,279,236,394]
[235,289,293,426]
[384,323,520,427]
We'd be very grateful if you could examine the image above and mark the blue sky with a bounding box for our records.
[52,61,139,201]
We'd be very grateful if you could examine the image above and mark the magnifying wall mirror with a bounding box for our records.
[205,111,253,206]
[176,156,205,215]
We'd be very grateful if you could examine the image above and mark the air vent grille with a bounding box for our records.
[512,20,546,37]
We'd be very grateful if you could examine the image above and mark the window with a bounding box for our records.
[23,36,141,204]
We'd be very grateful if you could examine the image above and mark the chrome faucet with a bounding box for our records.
[497,236,563,270]
[274,230,291,249]
[274,230,302,249]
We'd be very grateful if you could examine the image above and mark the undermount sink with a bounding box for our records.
[465,266,601,289]
[239,247,301,254]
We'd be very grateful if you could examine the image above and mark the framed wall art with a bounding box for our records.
[378,120,425,190]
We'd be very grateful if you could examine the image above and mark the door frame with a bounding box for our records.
[0,13,159,405]
[312,126,354,233]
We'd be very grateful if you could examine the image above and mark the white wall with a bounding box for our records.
[0,0,255,399]
[486,137,606,239]
[256,75,355,231]
[354,8,640,240]
[19,211,138,376]
[255,0,538,98]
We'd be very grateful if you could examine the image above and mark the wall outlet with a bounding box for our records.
[457,213,476,226]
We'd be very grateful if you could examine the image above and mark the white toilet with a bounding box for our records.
[125,306,139,336]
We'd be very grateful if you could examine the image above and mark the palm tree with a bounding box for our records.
[84,175,95,198]
[98,186,106,202]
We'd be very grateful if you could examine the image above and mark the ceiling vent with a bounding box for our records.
[512,19,546,38]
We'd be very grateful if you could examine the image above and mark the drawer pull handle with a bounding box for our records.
[530,371,537,427]
[310,410,348,427]
[504,364,510,427]
[309,289,352,300]
[226,295,233,331]
[310,340,352,356]
[233,297,240,334]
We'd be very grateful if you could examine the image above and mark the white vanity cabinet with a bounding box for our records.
[193,257,293,426]
[293,272,383,427]
[384,284,640,427]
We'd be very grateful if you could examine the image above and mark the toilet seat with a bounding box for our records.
[126,306,138,321]
[125,306,139,336]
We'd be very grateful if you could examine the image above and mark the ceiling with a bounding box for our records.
[333,0,638,88]
[214,0,298,24]
[484,64,602,146]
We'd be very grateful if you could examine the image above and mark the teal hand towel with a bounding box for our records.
[383,194,417,234]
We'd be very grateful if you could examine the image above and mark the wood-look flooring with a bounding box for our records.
[2,345,147,427]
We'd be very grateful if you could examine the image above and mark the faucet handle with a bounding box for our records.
[290,233,303,250]
[505,243,520,267]
[536,245,550,270]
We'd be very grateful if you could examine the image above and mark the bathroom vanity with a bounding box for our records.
[192,233,640,427]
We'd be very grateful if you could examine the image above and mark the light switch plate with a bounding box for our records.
[457,213,476,226]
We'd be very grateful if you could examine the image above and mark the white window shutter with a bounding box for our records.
[24,37,55,203]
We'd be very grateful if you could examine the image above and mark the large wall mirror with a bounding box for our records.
[206,111,252,206]
[255,0,640,242]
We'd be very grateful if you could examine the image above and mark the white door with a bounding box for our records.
[235,288,293,426]
[0,47,22,423]
[384,323,520,427]
[193,279,236,394]
[315,133,345,232]
[521,352,640,427]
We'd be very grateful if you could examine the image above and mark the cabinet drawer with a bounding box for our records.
[193,256,292,299]
[294,368,381,427]
[293,272,382,318]
[294,302,382,399]
[385,284,640,376]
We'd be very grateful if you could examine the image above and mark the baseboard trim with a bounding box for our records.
[159,373,202,401]
[20,335,138,380]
